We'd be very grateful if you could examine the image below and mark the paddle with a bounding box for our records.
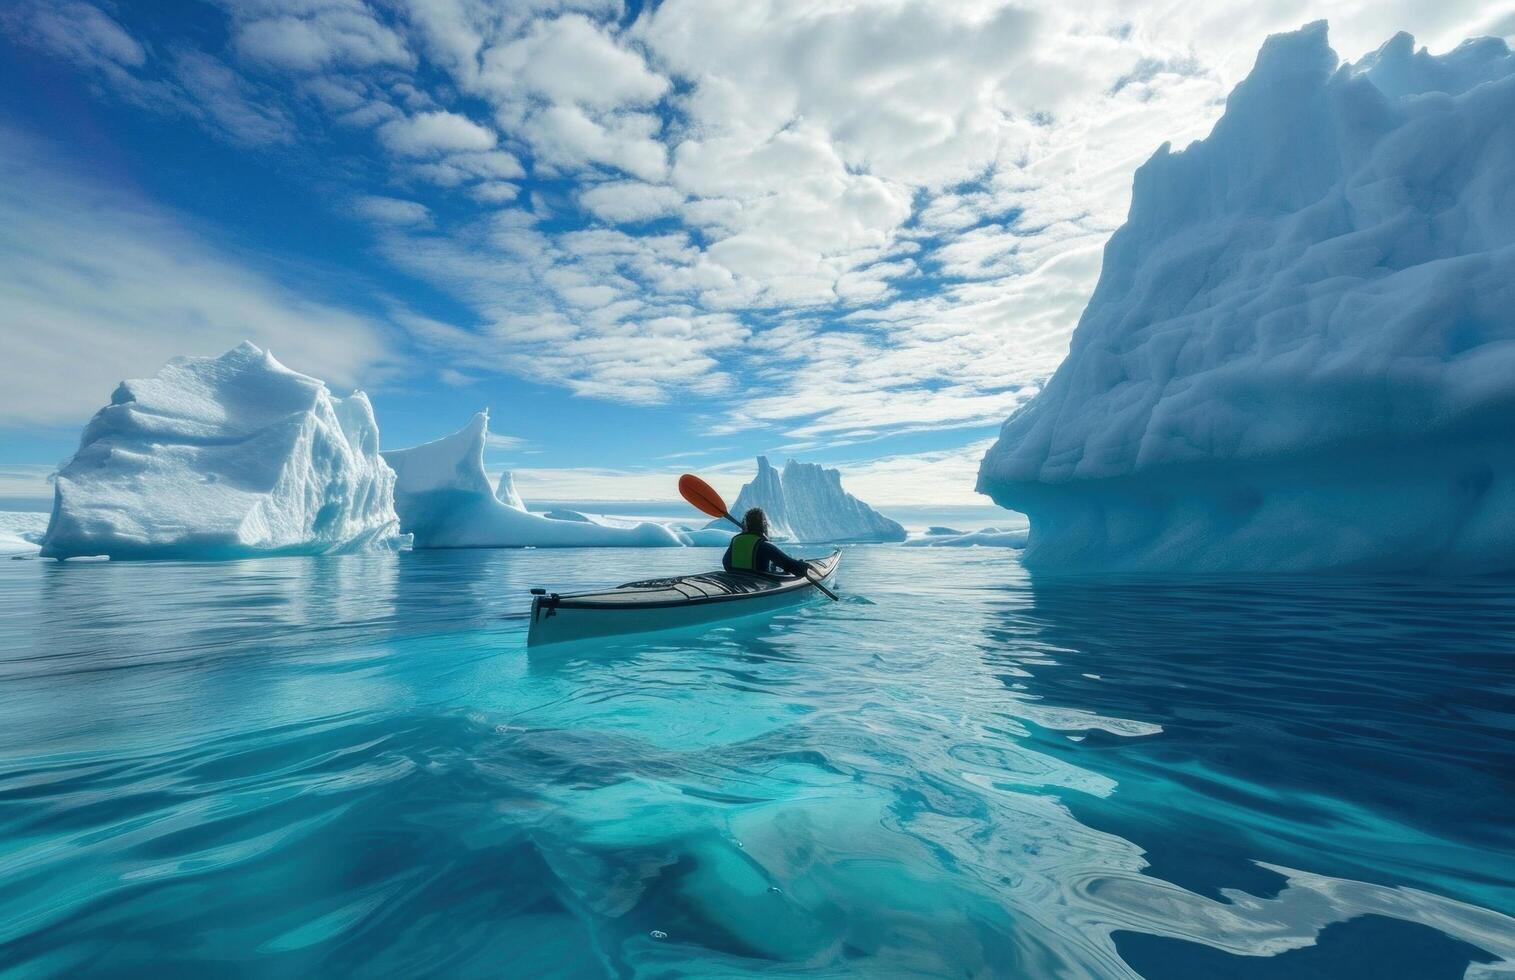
[678,473,840,602]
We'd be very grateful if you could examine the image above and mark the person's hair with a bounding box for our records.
[742,507,768,536]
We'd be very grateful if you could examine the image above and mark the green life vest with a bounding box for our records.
[729,532,762,571]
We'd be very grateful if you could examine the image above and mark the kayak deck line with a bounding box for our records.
[527,550,841,645]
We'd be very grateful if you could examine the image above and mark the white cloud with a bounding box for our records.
[6,2,299,147]
[0,130,396,427]
[353,194,431,225]
[235,10,412,72]
[579,180,685,223]
[484,431,529,452]
[523,104,668,180]
[456,12,674,181]
[378,216,753,401]
[407,148,525,186]
[0,464,56,499]
[11,0,1510,456]
[478,13,669,113]
[17,1,145,71]
[171,48,300,145]
[640,1,1050,189]
[826,440,999,507]
[377,110,496,155]
[471,181,520,203]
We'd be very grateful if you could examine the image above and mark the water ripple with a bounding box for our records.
[0,549,1511,976]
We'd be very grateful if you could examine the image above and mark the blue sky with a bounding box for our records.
[0,0,1503,504]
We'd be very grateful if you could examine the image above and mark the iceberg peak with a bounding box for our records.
[721,456,905,543]
[1355,30,1514,99]
[495,470,526,511]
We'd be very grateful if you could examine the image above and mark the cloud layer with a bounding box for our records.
[4,0,1508,449]
[0,130,395,427]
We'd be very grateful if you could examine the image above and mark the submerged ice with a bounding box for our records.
[978,23,1515,573]
[723,456,905,543]
[41,343,407,560]
[383,412,682,548]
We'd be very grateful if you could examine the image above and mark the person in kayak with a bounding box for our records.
[723,508,811,577]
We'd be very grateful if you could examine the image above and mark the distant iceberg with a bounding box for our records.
[721,456,906,543]
[978,23,1515,574]
[904,527,1028,549]
[41,343,407,560]
[0,512,47,557]
[494,470,526,510]
[671,522,737,547]
[383,412,682,548]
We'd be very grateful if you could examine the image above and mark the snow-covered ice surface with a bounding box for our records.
[0,512,47,557]
[721,457,906,543]
[41,343,407,561]
[383,412,682,548]
[978,23,1515,574]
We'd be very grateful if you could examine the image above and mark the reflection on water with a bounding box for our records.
[0,548,1511,977]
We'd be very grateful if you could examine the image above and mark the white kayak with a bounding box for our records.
[527,550,841,646]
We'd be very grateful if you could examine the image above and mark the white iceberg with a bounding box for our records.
[671,522,738,547]
[41,342,407,561]
[494,470,526,510]
[0,512,47,557]
[383,412,682,548]
[720,456,906,543]
[904,527,1028,549]
[978,23,1515,574]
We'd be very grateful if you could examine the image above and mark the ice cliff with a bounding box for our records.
[383,412,682,548]
[723,457,905,543]
[977,23,1515,574]
[41,343,407,560]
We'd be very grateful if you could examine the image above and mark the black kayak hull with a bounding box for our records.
[527,551,841,646]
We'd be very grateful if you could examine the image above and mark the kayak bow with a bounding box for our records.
[527,550,841,647]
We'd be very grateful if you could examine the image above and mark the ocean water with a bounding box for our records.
[0,546,1512,977]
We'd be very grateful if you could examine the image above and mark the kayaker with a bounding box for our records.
[723,508,811,577]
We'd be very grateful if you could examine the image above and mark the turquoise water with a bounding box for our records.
[1,547,1512,977]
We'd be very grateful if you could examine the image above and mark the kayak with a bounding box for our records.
[527,550,841,647]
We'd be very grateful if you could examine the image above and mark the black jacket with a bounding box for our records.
[722,536,809,577]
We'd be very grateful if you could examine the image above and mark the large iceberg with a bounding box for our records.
[41,343,407,560]
[721,456,906,543]
[978,23,1515,574]
[383,412,682,548]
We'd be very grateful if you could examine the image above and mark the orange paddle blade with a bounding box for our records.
[678,473,730,520]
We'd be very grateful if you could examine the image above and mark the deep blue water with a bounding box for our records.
[0,547,1512,977]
